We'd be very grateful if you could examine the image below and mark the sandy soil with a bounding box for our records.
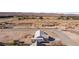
[0,18,79,46]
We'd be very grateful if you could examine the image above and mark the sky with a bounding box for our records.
[0,0,79,13]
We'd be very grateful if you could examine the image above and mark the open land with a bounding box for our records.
[0,12,79,46]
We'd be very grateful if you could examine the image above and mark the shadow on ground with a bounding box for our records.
[48,36,55,41]
[37,36,55,46]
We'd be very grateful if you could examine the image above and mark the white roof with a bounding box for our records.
[34,30,48,39]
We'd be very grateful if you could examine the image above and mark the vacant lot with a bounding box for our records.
[0,16,79,46]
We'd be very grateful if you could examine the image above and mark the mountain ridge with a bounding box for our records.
[0,12,78,16]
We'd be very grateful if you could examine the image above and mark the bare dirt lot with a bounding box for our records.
[0,14,79,46]
[0,28,79,46]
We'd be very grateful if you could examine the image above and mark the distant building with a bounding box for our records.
[0,23,14,29]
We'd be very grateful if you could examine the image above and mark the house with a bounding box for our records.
[33,30,49,43]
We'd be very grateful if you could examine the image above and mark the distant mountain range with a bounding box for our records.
[0,12,79,16]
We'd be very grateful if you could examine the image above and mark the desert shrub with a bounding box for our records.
[4,40,14,46]
[13,40,20,45]
[50,41,66,46]
[13,40,30,46]
[18,17,24,20]
[0,42,5,46]
[39,16,43,19]
[58,16,79,20]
